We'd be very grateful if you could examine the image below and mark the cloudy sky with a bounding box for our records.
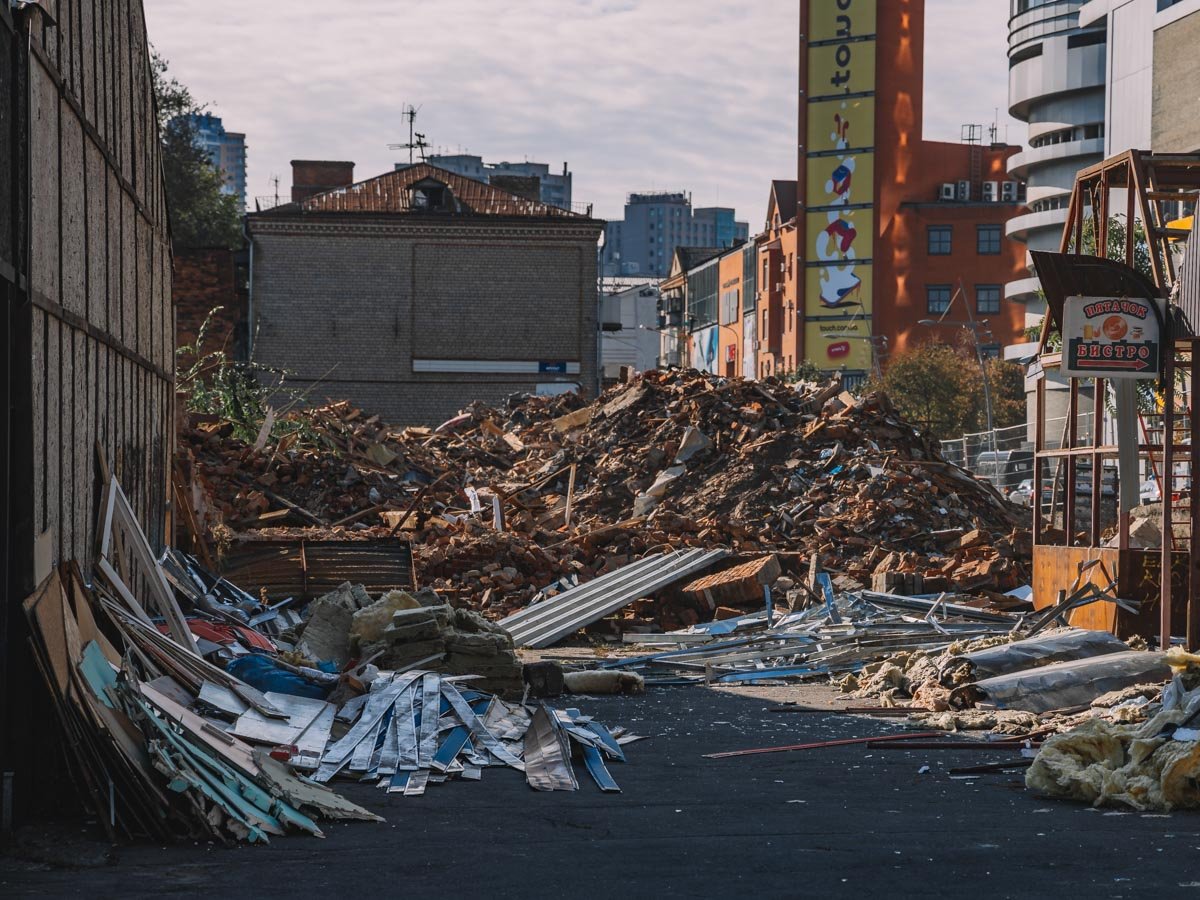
[145,0,1018,226]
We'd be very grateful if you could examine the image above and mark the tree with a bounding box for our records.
[152,52,241,250]
[985,356,1028,430]
[1077,214,1154,281]
[871,340,1026,441]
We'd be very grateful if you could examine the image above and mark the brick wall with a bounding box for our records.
[173,247,247,367]
[247,218,601,424]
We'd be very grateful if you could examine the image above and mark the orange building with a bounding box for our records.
[756,181,800,379]
[792,0,1028,384]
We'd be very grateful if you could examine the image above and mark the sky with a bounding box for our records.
[145,0,1020,227]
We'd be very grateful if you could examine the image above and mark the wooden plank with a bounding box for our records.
[78,0,93,124]
[74,327,91,566]
[59,101,86,317]
[107,168,120,340]
[46,316,62,566]
[121,190,135,354]
[30,59,61,305]
[32,308,47,535]
[85,141,107,328]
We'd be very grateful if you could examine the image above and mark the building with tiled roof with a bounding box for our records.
[245,160,604,424]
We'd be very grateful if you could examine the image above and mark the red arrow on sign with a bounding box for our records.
[1074,357,1150,371]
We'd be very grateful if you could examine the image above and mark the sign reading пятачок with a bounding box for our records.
[1061,295,1163,380]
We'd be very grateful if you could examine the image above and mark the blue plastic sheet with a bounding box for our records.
[226,654,332,700]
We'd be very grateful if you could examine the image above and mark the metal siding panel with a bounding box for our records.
[500,549,729,648]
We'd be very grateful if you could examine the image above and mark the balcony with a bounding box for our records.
[1005,275,1043,304]
[1006,206,1070,243]
[1009,39,1106,121]
[1007,137,1105,180]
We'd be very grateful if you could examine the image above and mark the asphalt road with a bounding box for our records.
[3,683,1200,899]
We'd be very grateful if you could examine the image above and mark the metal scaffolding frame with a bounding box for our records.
[1036,150,1200,649]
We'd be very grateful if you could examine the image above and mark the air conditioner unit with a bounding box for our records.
[940,183,956,202]
[982,181,999,202]
[1001,181,1019,202]
[957,180,972,202]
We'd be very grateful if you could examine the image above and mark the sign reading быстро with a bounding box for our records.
[1061,295,1164,380]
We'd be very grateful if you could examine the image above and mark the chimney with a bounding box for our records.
[491,174,542,203]
[290,160,355,203]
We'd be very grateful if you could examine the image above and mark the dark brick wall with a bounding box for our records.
[291,160,355,203]
[246,217,602,424]
[173,247,247,367]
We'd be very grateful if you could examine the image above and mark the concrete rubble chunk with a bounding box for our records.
[297,582,369,665]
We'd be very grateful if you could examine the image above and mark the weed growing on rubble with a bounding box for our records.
[176,307,313,445]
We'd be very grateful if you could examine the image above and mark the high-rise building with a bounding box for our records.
[1004,1,1108,321]
[1082,0,1200,156]
[183,113,247,213]
[601,192,750,278]
[412,154,573,211]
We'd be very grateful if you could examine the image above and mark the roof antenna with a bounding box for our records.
[388,104,427,165]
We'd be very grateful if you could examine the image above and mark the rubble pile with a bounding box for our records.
[178,370,1031,633]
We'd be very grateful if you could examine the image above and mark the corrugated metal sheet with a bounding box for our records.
[219,538,416,601]
[279,163,587,219]
[500,548,728,649]
[1178,216,1200,331]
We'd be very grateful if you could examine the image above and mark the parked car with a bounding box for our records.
[1009,479,1034,507]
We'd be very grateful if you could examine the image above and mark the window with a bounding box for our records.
[977,224,1002,255]
[927,285,952,314]
[980,343,1002,360]
[976,284,1002,314]
[928,226,952,256]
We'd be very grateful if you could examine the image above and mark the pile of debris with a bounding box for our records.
[289,581,524,696]
[25,475,640,845]
[177,370,1031,636]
